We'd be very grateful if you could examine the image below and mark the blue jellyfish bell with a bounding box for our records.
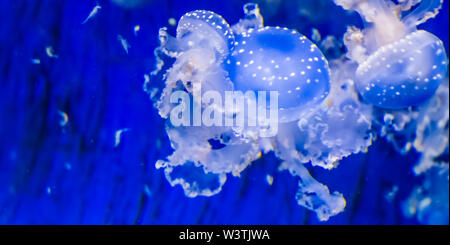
[336,0,449,109]
[356,31,448,109]
[176,10,235,62]
[226,26,331,122]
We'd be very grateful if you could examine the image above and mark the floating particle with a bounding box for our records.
[30,58,40,64]
[168,18,176,26]
[45,46,58,58]
[65,162,72,171]
[114,128,129,147]
[385,185,399,202]
[311,28,321,42]
[266,174,273,185]
[134,25,141,36]
[155,138,161,149]
[144,185,152,196]
[82,4,101,24]
[111,0,150,8]
[117,35,130,54]
[58,110,68,127]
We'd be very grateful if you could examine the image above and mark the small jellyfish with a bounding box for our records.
[226,26,330,122]
[335,0,448,109]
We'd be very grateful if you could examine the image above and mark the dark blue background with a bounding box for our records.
[0,0,448,224]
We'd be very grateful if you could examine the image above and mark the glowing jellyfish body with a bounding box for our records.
[175,10,235,62]
[226,27,330,122]
[356,30,447,109]
[336,0,448,109]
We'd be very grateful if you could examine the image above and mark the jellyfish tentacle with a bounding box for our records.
[279,158,346,222]
[232,3,264,34]
[158,27,184,57]
[402,0,443,28]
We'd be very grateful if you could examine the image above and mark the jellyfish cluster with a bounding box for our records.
[146,0,448,222]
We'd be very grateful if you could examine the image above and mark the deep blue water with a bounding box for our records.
[0,0,448,224]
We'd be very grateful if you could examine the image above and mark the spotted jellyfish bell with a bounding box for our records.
[172,10,236,62]
[226,26,331,123]
[336,0,448,109]
[155,10,237,117]
[356,31,448,109]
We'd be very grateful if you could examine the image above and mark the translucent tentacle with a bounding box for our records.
[402,0,443,28]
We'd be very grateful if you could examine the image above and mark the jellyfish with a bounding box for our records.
[147,3,353,222]
[335,0,448,109]
[337,0,450,175]
[150,8,262,199]
[226,26,331,122]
